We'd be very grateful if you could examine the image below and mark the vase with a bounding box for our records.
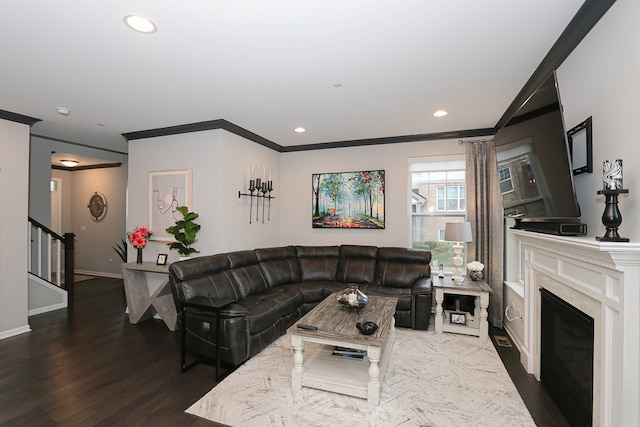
[336,284,368,309]
[468,270,483,281]
[136,248,143,264]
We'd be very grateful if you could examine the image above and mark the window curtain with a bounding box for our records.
[464,140,504,327]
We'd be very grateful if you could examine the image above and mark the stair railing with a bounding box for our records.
[28,217,76,308]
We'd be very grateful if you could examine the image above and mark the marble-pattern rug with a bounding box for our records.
[186,328,536,427]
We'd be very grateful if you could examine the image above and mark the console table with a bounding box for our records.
[121,262,177,331]
[433,276,491,340]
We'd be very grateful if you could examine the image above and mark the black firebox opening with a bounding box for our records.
[540,288,594,427]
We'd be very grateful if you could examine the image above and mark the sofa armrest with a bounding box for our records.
[183,296,247,317]
[412,277,432,294]
[412,278,432,330]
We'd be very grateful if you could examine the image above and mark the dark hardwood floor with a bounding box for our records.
[490,329,571,427]
[0,278,568,426]
[0,277,221,426]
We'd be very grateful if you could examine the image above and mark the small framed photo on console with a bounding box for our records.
[450,312,467,326]
[156,254,168,265]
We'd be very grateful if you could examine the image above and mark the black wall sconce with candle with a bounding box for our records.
[238,165,274,224]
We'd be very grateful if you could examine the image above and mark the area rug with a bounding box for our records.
[186,329,535,426]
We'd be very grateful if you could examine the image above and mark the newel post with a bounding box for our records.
[64,232,76,309]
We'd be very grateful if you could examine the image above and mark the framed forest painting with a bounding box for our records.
[311,170,385,229]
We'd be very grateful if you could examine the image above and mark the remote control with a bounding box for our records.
[297,324,317,330]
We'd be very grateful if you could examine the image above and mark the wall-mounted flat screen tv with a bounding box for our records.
[494,72,581,222]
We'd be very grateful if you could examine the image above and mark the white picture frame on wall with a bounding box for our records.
[148,169,192,241]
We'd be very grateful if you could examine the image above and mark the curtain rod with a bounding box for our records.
[459,138,494,144]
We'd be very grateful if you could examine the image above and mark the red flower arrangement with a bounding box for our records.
[128,227,151,249]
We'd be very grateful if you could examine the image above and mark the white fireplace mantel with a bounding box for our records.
[510,229,640,427]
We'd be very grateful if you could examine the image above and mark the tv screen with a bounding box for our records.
[494,72,581,221]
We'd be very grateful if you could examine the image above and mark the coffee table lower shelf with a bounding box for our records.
[291,329,394,405]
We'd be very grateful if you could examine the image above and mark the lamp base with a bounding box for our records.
[452,245,464,284]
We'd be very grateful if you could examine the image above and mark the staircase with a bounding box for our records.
[28,218,75,315]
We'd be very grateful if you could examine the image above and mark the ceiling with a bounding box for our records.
[0,1,603,155]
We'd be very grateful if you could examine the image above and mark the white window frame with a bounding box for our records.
[408,157,467,270]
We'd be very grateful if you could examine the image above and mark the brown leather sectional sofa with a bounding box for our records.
[168,244,432,367]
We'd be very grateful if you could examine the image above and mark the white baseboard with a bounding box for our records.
[503,322,536,376]
[75,269,122,279]
[503,322,523,354]
[0,325,31,340]
[29,301,67,316]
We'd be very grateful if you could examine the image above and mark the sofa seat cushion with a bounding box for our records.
[265,286,305,316]
[236,287,304,334]
[364,285,412,310]
[290,281,344,303]
[235,296,282,334]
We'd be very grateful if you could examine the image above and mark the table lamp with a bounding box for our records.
[444,222,473,284]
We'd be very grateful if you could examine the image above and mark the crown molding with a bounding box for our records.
[496,0,617,130]
[0,109,41,126]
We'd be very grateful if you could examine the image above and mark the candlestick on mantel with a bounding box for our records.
[596,188,629,242]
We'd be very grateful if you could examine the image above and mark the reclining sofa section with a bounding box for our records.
[169,245,432,367]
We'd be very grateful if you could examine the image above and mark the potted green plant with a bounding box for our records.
[165,206,201,259]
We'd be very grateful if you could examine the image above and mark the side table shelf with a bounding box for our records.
[121,262,177,331]
[433,276,492,340]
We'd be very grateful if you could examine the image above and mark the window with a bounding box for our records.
[499,166,514,194]
[437,185,465,211]
[409,160,466,271]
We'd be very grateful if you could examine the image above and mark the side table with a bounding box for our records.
[180,297,235,381]
[121,262,177,331]
[433,276,492,340]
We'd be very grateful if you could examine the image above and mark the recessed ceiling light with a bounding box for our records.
[56,106,70,116]
[333,83,343,88]
[433,110,448,117]
[294,127,306,133]
[61,160,79,167]
[124,14,157,34]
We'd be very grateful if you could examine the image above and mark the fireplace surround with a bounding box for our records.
[508,229,640,427]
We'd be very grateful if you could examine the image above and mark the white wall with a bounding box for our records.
[503,0,639,362]
[0,119,31,339]
[127,129,281,262]
[557,0,640,241]
[30,136,128,227]
[279,139,465,247]
[33,138,128,277]
[127,129,468,258]
[69,165,128,276]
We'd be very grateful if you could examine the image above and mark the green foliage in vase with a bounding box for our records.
[165,206,201,256]
[112,238,128,262]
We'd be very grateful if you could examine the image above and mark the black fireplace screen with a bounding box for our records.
[540,288,594,427]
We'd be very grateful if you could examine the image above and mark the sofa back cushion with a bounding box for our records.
[169,254,242,302]
[296,246,340,281]
[375,247,431,288]
[336,245,377,284]
[255,246,301,287]
[227,250,269,298]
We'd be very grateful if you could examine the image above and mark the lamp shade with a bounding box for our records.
[444,221,473,243]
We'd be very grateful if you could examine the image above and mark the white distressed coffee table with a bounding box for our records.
[287,293,397,405]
